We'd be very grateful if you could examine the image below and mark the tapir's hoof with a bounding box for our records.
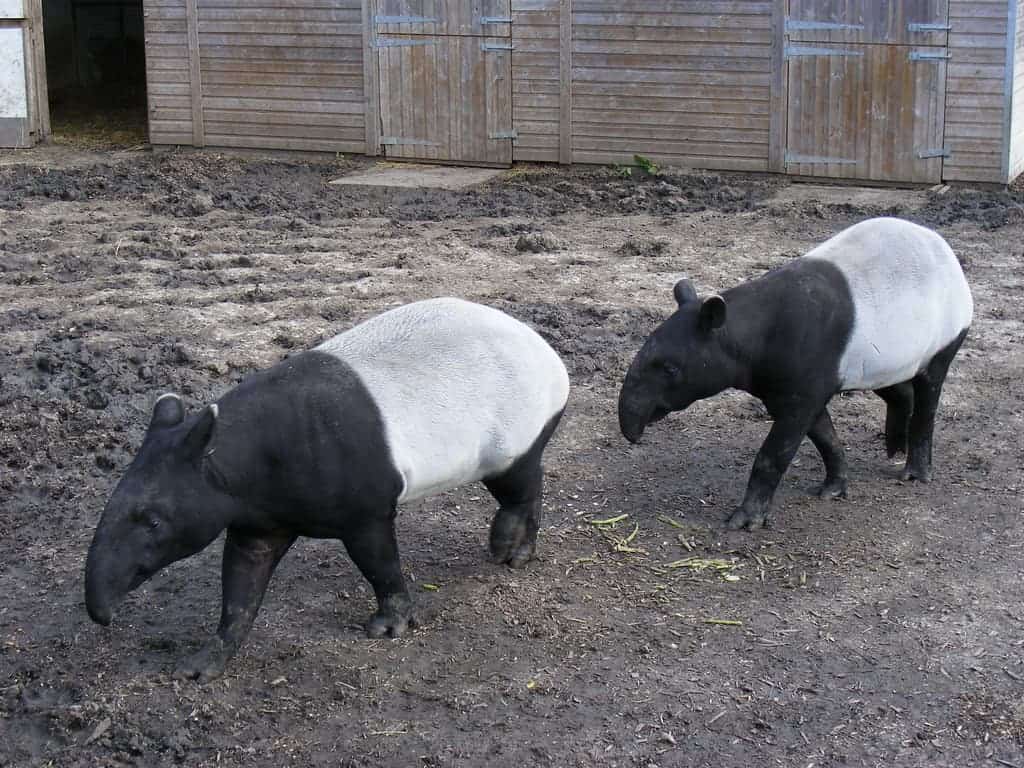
[885,435,908,459]
[366,610,416,639]
[725,506,770,531]
[175,638,229,684]
[885,444,907,460]
[489,511,535,568]
[899,464,933,483]
[812,478,848,499]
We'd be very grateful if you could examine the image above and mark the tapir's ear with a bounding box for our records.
[673,279,699,307]
[151,393,185,430]
[181,404,218,460]
[698,295,727,333]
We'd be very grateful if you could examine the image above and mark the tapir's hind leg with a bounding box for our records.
[341,513,415,638]
[806,406,848,499]
[484,410,564,569]
[177,529,297,683]
[874,381,914,458]
[902,329,968,482]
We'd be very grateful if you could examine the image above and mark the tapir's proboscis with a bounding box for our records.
[85,298,569,682]
[618,217,973,530]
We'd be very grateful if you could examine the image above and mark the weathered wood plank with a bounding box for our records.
[559,0,571,163]
[361,0,379,155]
[185,0,205,146]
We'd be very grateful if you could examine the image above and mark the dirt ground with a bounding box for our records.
[1,145,1023,768]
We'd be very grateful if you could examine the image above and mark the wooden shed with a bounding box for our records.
[14,1,1024,184]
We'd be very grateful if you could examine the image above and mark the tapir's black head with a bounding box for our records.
[618,279,731,443]
[85,394,229,626]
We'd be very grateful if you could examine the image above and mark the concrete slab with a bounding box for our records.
[770,182,928,209]
[328,162,505,190]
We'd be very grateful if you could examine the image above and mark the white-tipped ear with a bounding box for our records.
[181,404,218,459]
[151,393,185,429]
[673,278,699,307]
[698,295,727,332]
[209,403,219,419]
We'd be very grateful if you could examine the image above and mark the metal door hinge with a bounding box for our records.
[907,22,952,32]
[785,18,864,32]
[481,16,512,24]
[909,50,950,61]
[489,130,518,140]
[786,153,859,165]
[482,41,514,51]
[785,45,863,58]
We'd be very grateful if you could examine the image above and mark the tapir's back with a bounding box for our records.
[317,298,569,503]
[805,218,973,391]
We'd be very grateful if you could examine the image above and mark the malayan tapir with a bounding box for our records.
[618,217,973,530]
[85,298,570,682]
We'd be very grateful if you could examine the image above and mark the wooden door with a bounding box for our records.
[785,0,949,182]
[373,0,513,165]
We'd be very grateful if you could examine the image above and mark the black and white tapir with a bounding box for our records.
[84,298,569,682]
[618,217,973,530]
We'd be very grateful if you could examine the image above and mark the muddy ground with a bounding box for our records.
[1,146,1023,768]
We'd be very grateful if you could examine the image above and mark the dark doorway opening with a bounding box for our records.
[42,0,147,146]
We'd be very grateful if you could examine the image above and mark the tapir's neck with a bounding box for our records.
[717,281,781,397]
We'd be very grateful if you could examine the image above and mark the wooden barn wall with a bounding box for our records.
[196,0,365,152]
[943,0,1010,183]
[567,0,772,170]
[144,0,366,152]
[144,0,193,145]
[512,0,561,162]
[1008,0,1024,181]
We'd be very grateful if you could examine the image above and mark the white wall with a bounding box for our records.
[1008,0,1024,181]
[0,26,28,119]
[0,1,25,19]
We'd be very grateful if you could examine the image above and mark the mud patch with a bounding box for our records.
[1,147,1022,768]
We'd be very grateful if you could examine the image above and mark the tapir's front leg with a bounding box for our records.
[726,402,822,530]
[176,529,296,683]
[342,514,415,638]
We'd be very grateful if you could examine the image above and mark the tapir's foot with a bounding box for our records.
[175,637,231,684]
[899,462,933,483]
[812,476,848,499]
[885,431,908,459]
[489,509,536,569]
[885,442,906,460]
[725,504,771,531]
[365,597,416,639]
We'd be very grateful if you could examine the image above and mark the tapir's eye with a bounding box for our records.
[656,360,681,377]
[148,517,161,530]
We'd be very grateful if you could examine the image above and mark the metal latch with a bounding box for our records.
[488,130,518,140]
[374,15,439,24]
[481,16,512,24]
[372,37,437,48]
[785,45,863,58]
[909,50,951,61]
[380,137,441,146]
[482,41,514,51]
[785,19,865,32]
[907,22,952,32]
[785,153,859,165]
[917,148,951,159]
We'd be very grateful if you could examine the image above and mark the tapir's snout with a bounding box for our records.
[618,384,652,444]
[84,526,140,627]
[86,598,113,627]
